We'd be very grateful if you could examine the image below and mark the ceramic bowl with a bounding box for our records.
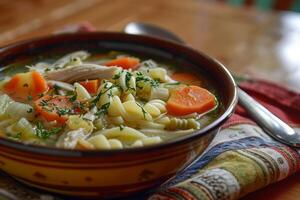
[0,32,237,199]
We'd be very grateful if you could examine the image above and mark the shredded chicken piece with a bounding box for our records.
[56,128,88,149]
[44,64,119,83]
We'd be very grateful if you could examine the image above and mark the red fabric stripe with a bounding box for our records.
[168,187,197,200]
[222,114,256,129]
[238,80,300,126]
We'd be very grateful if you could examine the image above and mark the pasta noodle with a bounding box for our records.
[156,117,200,130]
[99,126,147,143]
[150,87,169,101]
[108,96,126,117]
[74,82,91,101]
[87,134,123,149]
[130,136,162,148]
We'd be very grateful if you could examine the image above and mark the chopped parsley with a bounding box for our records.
[35,122,62,139]
[135,102,147,119]
[39,99,48,106]
[125,71,136,92]
[91,84,117,106]
[15,133,22,139]
[107,89,114,98]
[69,92,77,102]
[125,71,132,87]
[27,108,33,113]
[8,133,22,140]
[53,84,60,94]
[112,70,123,80]
[119,124,124,131]
[135,73,159,88]
[56,108,72,116]
[45,67,51,72]
[66,90,75,96]
[95,102,110,116]
[27,95,33,101]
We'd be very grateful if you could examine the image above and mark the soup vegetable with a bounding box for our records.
[0,51,218,150]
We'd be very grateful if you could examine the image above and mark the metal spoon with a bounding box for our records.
[124,22,300,148]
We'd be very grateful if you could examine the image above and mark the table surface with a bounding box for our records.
[1,0,300,199]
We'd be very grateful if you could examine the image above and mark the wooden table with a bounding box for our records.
[1,0,300,199]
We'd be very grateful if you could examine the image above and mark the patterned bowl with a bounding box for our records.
[0,32,237,199]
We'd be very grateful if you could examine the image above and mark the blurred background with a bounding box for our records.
[0,0,299,92]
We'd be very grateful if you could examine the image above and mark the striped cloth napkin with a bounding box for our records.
[0,23,300,200]
[149,79,300,200]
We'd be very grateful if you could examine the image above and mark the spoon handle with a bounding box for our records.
[237,88,298,146]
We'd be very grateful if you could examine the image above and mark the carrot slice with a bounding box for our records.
[35,95,81,124]
[3,75,20,93]
[32,71,48,94]
[79,79,99,94]
[166,86,216,116]
[171,72,202,86]
[4,71,48,100]
[105,57,140,70]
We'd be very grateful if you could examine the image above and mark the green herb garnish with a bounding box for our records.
[27,108,33,113]
[39,99,48,106]
[91,83,117,106]
[27,95,33,101]
[56,108,72,116]
[107,89,114,98]
[125,72,132,87]
[53,84,60,94]
[119,124,124,131]
[112,70,123,80]
[135,102,147,119]
[135,73,159,88]
[125,71,136,92]
[35,122,62,139]
[66,90,75,96]
[69,92,77,102]
[95,102,111,116]
[8,133,22,140]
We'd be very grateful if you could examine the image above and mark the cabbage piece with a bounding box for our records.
[0,94,12,118]
[6,102,34,120]
[56,128,87,149]
[66,115,94,133]
[150,87,169,101]
[14,118,36,140]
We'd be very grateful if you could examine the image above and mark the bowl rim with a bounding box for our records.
[0,32,238,157]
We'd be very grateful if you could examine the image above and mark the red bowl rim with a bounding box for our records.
[0,32,238,157]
